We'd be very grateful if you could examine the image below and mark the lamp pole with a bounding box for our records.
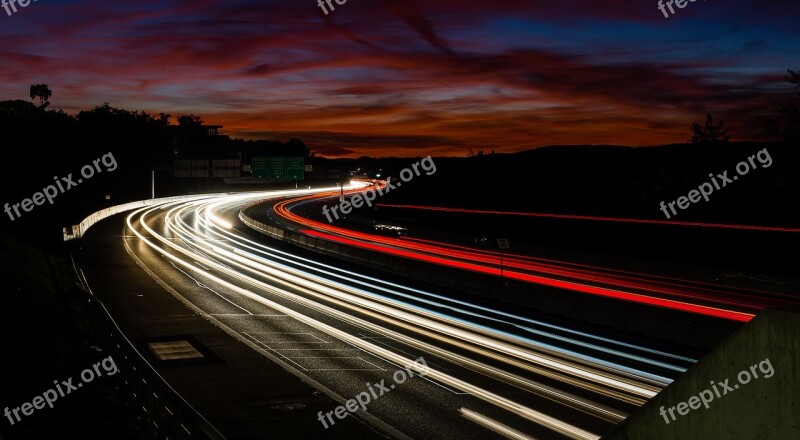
[497,238,510,286]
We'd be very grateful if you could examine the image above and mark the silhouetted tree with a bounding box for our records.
[76,103,175,165]
[690,113,730,144]
[177,114,203,127]
[769,69,800,142]
[467,148,485,157]
[29,84,52,109]
[0,99,38,115]
[157,113,171,126]
[287,137,312,158]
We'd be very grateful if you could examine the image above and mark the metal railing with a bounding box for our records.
[71,257,226,440]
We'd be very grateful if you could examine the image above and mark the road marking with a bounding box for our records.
[274,348,360,351]
[357,357,384,369]
[242,332,308,371]
[121,225,416,440]
[211,313,287,317]
[170,261,253,315]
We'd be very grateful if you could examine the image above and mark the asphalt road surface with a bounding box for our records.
[75,187,700,440]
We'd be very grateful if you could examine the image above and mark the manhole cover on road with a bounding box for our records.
[147,340,204,361]
[139,335,222,366]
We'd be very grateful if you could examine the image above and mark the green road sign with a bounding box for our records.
[252,157,267,179]
[252,156,304,180]
[268,157,287,180]
[287,157,305,180]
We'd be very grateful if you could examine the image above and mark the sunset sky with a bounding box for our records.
[1,0,798,157]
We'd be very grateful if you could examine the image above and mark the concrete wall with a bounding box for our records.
[64,192,228,241]
[603,308,799,440]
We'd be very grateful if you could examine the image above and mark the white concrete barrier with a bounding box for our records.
[63,193,228,241]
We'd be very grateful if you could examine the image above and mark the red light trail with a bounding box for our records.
[263,190,798,323]
[375,204,800,233]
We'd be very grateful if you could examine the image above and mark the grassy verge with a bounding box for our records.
[0,230,146,439]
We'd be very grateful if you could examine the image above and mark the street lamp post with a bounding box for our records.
[497,238,510,286]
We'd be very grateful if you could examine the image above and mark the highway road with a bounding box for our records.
[77,186,704,440]
[262,184,800,323]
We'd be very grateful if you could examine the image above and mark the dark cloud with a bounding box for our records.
[0,0,797,156]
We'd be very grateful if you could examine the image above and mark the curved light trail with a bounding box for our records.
[261,186,794,322]
[116,187,700,439]
[374,204,800,233]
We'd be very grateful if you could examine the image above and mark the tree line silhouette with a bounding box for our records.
[0,88,314,179]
